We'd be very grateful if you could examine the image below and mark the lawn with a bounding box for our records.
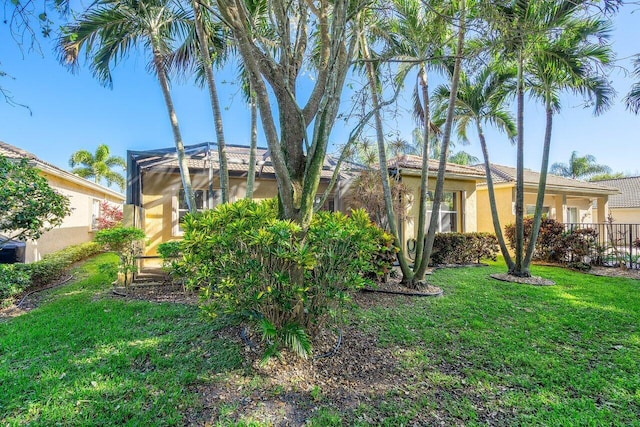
[1,254,639,425]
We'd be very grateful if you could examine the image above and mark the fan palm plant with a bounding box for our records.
[59,0,198,212]
[69,143,126,190]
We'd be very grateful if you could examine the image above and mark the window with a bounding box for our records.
[567,207,578,224]
[314,194,335,212]
[526,205,550,216]
[174,189,219,235]
[427,191,458,233]
[91,199,101,230]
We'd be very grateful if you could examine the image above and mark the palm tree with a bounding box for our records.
[522,16,613,270]
[69,144,126,190]
[59,0,198,213]
[171,0,231,203]
[625,54,640,114]
[550,151,612,180]
[485,0,611,277]
[432,64,517,270]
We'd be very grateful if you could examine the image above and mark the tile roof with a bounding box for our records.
[0,140,37,160]
[132,143,363,180]
[591,176,640,208]
[476,164,619,195]
[388,154,487,179]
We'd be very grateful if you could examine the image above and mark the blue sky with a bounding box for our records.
[1,3,639,194]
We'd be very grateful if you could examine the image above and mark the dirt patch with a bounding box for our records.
[110,283,199,305]
[588,266,640,280]
[490,273,555,286]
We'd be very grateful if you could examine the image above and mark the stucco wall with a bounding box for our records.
[23,171,124,263]
[477,185,601,234]
[607,207,640,224]
[140,171,333,260]
[400,173,478,253]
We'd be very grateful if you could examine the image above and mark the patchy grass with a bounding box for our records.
[1,255,639,425]
[0,254,243,426]
[348,260,640,425]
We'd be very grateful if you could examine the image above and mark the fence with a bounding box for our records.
[563,222,640,269]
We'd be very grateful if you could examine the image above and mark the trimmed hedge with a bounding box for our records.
[0,241,102,305]
[429,232,499,265]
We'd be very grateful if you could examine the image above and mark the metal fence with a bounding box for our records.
[563,222,640,269]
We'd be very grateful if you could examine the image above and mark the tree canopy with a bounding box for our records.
[0,155,71,243]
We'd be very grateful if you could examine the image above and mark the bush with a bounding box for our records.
[174,199,388,360]
[95,227,146,286]
[2,241,102,304]
[429,233,499,265]
[0,264,31,304]
[505,217,566,262]
[505,217,599,265]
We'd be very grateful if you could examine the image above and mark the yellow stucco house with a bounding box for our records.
[591,176,640,224]
[1,141,125,263]
[387,155,487,253]
[125,143,359,264]
[475,164,619,232]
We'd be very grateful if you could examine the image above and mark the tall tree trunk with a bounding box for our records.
[477,121,514,269]
[523,104,553,270]
[513,49,526,276]
[192,0,230,203]
[413,65,431,273]
[246,88,258,199]
[153,51,196,213]
[416,1,466,280]
[361,33,413,282]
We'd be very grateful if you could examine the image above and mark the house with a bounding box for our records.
[125,143,360,265]
[475,164,619,233]
[590,176,640,224]
[387,155,487,253]
[0,141,125,263]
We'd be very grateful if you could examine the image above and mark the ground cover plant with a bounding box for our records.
[1,255,638,425]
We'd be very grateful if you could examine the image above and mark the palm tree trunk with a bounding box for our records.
[361,33,413,283]
[477,122,514,269]
[513,49,526,276]
[246,88,258,199]
[523,104,553,270]
[416,0,466,280]
[413,65,431,273]
[192,0,230,204]
[153,52,197,213]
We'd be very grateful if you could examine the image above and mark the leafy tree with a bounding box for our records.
[95,226,146,286]
[95,201,123,230]
[59,0,199,212]
[69,143,126,190]
[550,151,613,180]
[213,0,359,228]
[0,156,71,244]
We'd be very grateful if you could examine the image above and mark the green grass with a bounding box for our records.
[1,255,639,425]
[0,254,243,426]
[347,260,640,425]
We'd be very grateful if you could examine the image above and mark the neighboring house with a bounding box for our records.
[0,141,125,263]
[387,155,487,253]
[591,176,640,224]
[475,164,619,233]
[125,143,359,265]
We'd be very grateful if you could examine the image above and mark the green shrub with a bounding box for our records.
[429,232,499,265]
[174,199,387,360]
[95,227,146,286]
[0,264,31,304]
[2,241,102,303]
[16,241,102,287]
[157,240,186,283]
